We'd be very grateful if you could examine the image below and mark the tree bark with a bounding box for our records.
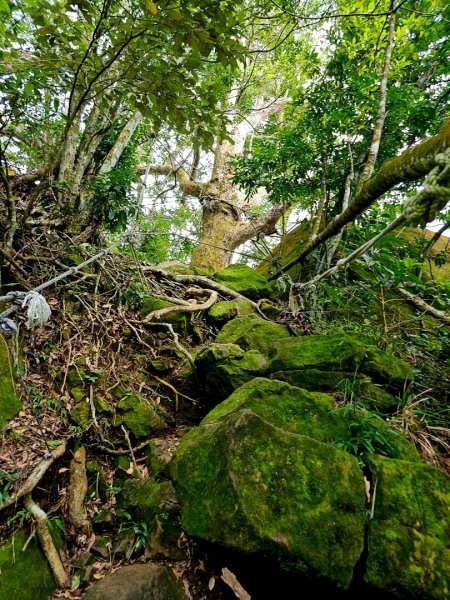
[144,97,290,272]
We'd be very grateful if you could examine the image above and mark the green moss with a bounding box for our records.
[195,344,268,402]
[269,334,368,372]
[66,365,85,389]
[171,410,366,589]
[364,455,450,599]
[69,400,90,425]
[200,378,417,463]
[0,336,22,427]
[214,264,274,300]
[270,369,358,392]
[115,395,168,438]
[0,529,60,600]
[140,297,188,335]
[363,348,414,392]
[70,386,85,402]
[119,478,179,523]
[216,315,291,355]
[208,298,254,326]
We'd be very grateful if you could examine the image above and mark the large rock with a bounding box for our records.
[172,409,366,589]
[0,336,22,427]
[269,334,414,393]
[84,563,190,600]
[208,298,254,326]
[195,343,268,402]
[200,378,418,462]
[216,315,290,354]
[270,370,400,412]
[364,455,450,600]
[214,263,273,300]
[0,530,58,600]
[114,395,169,439]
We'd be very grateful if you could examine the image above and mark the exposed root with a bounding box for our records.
[397,286,450,325]
[23,493,69,589]
[68,446,91,536]
[142,287,218,322]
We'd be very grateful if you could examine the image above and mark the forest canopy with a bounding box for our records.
[0,0,449,275]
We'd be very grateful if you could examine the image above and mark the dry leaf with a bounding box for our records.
[208,576,216,591]
[58,467,69,473]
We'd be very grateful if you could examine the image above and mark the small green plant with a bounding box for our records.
[0,469,19,505]
[333,406,400,467]
[132,521,149,554]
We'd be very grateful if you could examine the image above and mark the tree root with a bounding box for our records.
[0,441,67,512]
[23,493,70,588]
[142,287,218,322]
[68,446,91,536]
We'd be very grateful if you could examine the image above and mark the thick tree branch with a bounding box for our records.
[269,117,450,279]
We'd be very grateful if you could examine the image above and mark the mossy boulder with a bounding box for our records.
[216,315,291,355]
[0,529,60,600]
[119,478,182,559]
[69,400,90,426]
[214,263,273,300]
[115,395,170,439]
[268,334,413,394]
[363,347,414,392]
[140,296,189,335]
[119,478,179,524]
[364,455,450,600]
[0,336,22,427]
[195,343,268,402]
[208,298,254,326]
[269,334,368,372]
[171,408,367,589]
[270,370,400,412]
[84,564,190,600]
[200,378,418,463]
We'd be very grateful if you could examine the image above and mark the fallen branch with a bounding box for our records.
[121,425,139,472]
[98,438,151,455]
[397,287,450,325]
[23,493,69,589]
[0,442,67,512]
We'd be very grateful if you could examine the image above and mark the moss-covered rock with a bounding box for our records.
[270,370,400,412]
[140,296,189,335]
[201,378,418,463]
[0,336,22,427]
[208,298,254,326]
[171,409,366,589]
[269,334,368,372]
[214,263,273,300]
[115,395,169,439]
[216,315,291,355]
[0,529,59,600]
[268,334,413,395]
[119,478,179,523]
[363,347,414,392]
[69,400,90,426]
[364,455,450,600]
[84,564,190,600]
[195,343,268,402]
[146,438,173,480]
